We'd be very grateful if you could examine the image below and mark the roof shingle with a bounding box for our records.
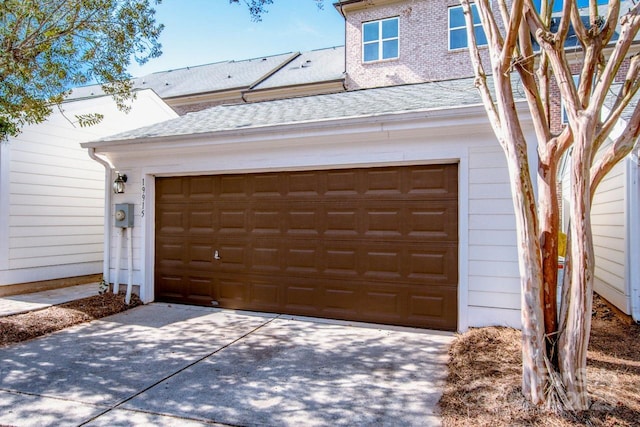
[96,76,495,142]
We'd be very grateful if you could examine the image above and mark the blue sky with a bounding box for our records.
[127,0,345,77]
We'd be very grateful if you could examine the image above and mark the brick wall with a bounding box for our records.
[343,0,501,90]
[549,58,632,133]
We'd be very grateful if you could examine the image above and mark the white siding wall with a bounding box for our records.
[591,158,629,313]
[6,107,105,281]
[467,145,520,327]
[0,91,177,286]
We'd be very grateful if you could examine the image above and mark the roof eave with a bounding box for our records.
[82,100,529,151]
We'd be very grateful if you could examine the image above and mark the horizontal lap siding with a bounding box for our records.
[3,93,176,284]
[8,121,104,271]
[591,160,629,313]
[467,146,520,327]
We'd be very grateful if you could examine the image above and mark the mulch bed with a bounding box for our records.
[0,292,142,347]
[439,295,640,426]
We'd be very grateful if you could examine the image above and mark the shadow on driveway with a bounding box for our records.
[0,303,453,426]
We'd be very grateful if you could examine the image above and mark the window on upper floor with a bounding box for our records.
[533,0,608,13]
[362,17,399,63]
[448,3,487,50]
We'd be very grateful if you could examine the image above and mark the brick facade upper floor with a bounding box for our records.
[337,0,502,90]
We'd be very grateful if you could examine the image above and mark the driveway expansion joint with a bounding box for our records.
[77,314,281,427]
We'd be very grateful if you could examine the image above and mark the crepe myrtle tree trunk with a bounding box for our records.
[460,0,640,410]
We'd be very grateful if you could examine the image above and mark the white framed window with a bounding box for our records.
[362,17,399,63]
[448,3,487,50]
[533,0,607,13]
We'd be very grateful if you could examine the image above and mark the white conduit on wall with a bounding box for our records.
[125,227,133,305]
[113,226,134,305]
[113,228,123,294]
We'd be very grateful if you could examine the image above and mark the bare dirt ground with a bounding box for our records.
[0,292,141,347]
[439,295,640,426]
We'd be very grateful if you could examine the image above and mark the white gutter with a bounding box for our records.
[88,147,113,284]
[82,101,531,150]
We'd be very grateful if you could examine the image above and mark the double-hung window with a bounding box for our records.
[363,17,399,63]
[448,3,487,50]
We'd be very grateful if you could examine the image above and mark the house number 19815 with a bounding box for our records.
[141,178,146,218]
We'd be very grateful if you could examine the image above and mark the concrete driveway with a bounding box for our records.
[0,303,453,426]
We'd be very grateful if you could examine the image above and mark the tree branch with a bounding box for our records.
[501,0,524,70]
[589,5,640,115]
[460,0,502,137]
[590,99,640,198]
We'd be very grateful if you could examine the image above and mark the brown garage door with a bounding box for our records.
[155,164,458,330]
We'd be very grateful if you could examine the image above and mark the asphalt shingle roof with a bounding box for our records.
[97,77,496,143]
[252,46,345,90]
[68,47,346,102]
[136,52,298,98]
[69,52,299,100]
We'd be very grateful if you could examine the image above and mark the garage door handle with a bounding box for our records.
[214,250,221,260]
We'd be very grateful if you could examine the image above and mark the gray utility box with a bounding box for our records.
[115,203,134,228]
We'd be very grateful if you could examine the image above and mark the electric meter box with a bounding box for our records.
[115,203,134,228]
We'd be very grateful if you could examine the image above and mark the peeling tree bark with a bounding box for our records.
[559,121,596,410]
[461,0,640,411]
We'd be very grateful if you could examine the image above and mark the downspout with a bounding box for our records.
[88,148,113,285]
[338,1,348,91]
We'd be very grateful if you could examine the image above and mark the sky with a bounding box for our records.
[127,0,346,77]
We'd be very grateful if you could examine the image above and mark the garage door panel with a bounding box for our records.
[156,164,458,330]
[252,173,283,196]
[287,171,323,196]
[364,250,402,279]
[285,285,318,309]
[250,281,281,309]
[407,288,457,329]
[252,209,283,234]
[365,210,403,236]
[325,209,359,236]
[408,204,457,239]
[189,243,214,264]
[157,241,186,262]
[326,170,359,195]
[322,286,359,312]
[156,177,188,200]
[155,275,183,297]
[187,276,214,303]
[189,210,215,233]
[217,245,246,268]
[365,169,402,195]
[406,165,458,196]
[189,176,216,197]
[217,279,249,307]
[285,246,320,274]
[287,209,322,235]
[362,290,401,317]
[157,208,187,233]
[407,245,458,283]
[219,176,247,197]
[213,276,249,309]
[251,244,283,272]
[219,209,247,233]
[324,247,359,276]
